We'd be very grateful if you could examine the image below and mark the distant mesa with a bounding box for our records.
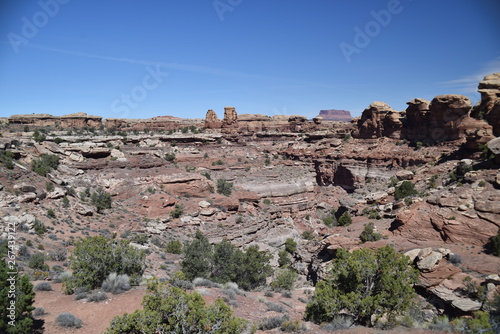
[316,109,353,122]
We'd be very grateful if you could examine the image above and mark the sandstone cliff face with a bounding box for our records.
[356,101,402,139]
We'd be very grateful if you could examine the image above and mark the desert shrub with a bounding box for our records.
[281,319,305,332]
[164,153,176,162]
[165,240,183,254]
[31,154,59,176]
[104,279,247,333]
[0,150,15,169]
[212,159,224,166]
[278,250,290,267]
[264,300,287,313]
[45,181,54,192]
[193,277,221,288]
[169,271,194,290]
[270,269,298,291]
[302,230,314,240]
[34,282,52,291]
[487,228,500,256]
[74,292,88,300]
[131,233,148,245]
[305,245,418,327]
[320,314,355,330]
[28,253,49,271]
[0,259,35,333]
[64,236,145,293]
[32,130,46,143]
[91,187,112,213]
[323,216,335,227]
[216,179,233,196]
[359,222,382,243]
[285,238,297,254]
[47,209,56,218]
[49,248,67,261]
[62,196,70,208]
[32,307,46,317]
[101,273,131,294]
[337,211,352,226]
[394,180,418,200]
[448,253,462,265]
[181,231,272,290]
[87,291,107,302]
[33,220,47,237]
[56,313,82,328]
[259,315,289,330]
[170,204,183,218]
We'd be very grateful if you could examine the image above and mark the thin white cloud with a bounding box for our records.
[441,57,500,94]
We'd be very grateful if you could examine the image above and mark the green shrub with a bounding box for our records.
[181,231,272,290]
[91,187,112,213]
[284,238,297,254]
[360,222,382,243]
[305,246,418,326]
[33,219,47,236]
[45,181,54,192]
[0,150,15,169]
[337,211,352,226]
[278,250,290,267]
[31,154,59,176]
[63,236,145,293]
[302,230,314,240]
[28,253,49,271]
[394,181,418,200]
[164,153,176,162]
[212,159,224,166]
[104,279,247,333]
[323,216,336,227]
[170,204,183,218]
[270,269,298,291]
[165,240,183,254]
[32,130,46,143]
[0,260,35,333]
[216,179,233,196]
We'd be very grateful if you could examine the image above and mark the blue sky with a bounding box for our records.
[1,0,499,120]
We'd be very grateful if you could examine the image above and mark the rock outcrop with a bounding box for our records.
[316,110,353,122]
[204,109,222,129]
[356,102,402,139]
[222,106,238,128]
[474,72,500,136]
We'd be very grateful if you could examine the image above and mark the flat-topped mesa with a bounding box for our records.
[9,113,102,128]
[317,109,353,122]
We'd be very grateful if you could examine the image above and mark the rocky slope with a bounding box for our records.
[1,73,499,333]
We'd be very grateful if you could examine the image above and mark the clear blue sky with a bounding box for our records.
[1,0,499,119]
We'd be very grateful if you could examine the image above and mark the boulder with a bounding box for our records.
[47,187,66,199]
[18,193,37,203]
[417,250,443,271]
[396,170,414,181]
[14,183,36,193]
